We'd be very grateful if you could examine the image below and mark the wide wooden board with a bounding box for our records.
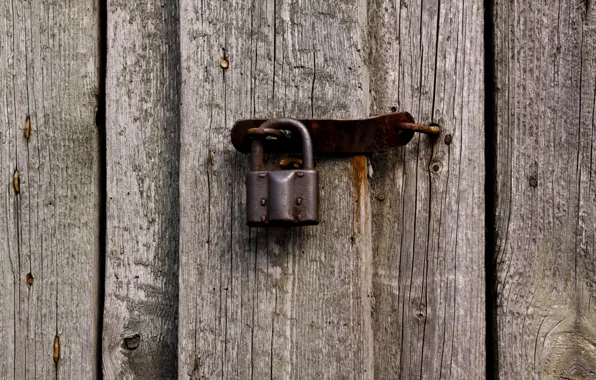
[368,0,486,378]
[493,1,596,378]
[102,0,180,378]
[0,1,101,378]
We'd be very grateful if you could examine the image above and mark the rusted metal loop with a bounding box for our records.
[246,127,285,138]
[250,118,314,171]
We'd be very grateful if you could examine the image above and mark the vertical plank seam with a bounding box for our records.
[484,0,498,379]
[96,0,107,377]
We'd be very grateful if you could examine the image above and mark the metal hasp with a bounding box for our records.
[246,118,319,227]
[231,112,440,154]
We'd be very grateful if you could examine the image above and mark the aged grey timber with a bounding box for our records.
[177,0,375,378]
[493,1,596,379]
[102,0,180,379]
[368,0,486,378]
[0,1,100,379]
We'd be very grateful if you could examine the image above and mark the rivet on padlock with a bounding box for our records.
[245,118,319,227]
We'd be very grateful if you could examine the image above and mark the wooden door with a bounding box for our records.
[2,0,595,379]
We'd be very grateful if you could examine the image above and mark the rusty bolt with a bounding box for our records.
[26,273,34,286]
[280,157,303,170]
[220,58,229,69]
[377,192,385,201]
[123,334,141,350]
[444,134,453,145]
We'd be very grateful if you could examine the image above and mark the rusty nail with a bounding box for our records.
[296,198,302,205]
[529,176,538,188]
[53,336,60,363]
[377,192,385,201]
[260,198,267,206]
[123,334,140,350]
[220,58,229,69]
[26,273,34,286]
[13,170,20,194]
[296,214,302,221]
[297,172,304,177]
[24,116,31,140]
[444,134,452,145]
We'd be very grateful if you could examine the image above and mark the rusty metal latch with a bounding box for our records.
[231,112,440,155]
[232,113,440,228]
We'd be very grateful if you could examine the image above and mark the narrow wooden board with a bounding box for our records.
[102,0,180,378]
[493,2,596,378]
[0,1,100,378]
[368,0,486,378]
[177,0,375,378]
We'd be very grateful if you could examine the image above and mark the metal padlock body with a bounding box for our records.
[246,118,319,227]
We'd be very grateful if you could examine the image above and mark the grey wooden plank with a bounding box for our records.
[177,0,374,378]
[493,2,596,378]
[368,0,486,378]
[102,0,180,378]
[0,0,100,379]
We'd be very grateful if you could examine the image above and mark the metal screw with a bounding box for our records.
[444,134,453,145]
[220,58,229,69]
[296,198,302,205]
[377,192,385,201]
[296,172,304,177]
[261,198,267,206]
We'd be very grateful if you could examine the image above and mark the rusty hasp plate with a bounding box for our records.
[231,112,440,154]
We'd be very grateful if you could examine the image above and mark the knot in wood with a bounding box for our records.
[123,334,141,350]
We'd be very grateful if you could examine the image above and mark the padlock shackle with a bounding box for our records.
[250,118,314,171]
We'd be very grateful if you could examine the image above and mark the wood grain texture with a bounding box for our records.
[493,1,596,378]
[102,0,180,378]
[178,0,374,378]
[368,0,486,378]
[0,1,100,379]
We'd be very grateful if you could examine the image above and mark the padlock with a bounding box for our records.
[246,118,319,227]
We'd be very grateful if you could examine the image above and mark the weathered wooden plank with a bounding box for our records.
[368,0,486,378]
[493,1,596,378]
[0,1,100,379]
[102,0,180,378]
[178,0,374,378]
